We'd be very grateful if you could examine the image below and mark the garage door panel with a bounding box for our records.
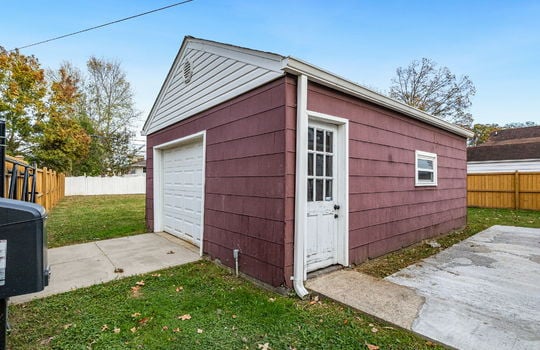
[162,139,204,246]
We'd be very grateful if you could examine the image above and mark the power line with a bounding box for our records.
[12,0,194,51]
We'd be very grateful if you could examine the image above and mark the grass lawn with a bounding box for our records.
[46,195,146,248]
[8,261,441,350]
[357,207,540,278]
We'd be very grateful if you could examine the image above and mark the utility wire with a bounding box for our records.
[12,0,194,51]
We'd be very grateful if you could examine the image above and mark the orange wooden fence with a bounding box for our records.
[3,156,65,211]
[467,171,540,210]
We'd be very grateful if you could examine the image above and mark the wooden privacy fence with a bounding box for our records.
[467,171,540,210]
[3,156,65,211]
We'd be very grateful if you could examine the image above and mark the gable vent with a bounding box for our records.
[182,60,193,84]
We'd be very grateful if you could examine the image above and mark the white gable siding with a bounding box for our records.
[467,159,540,173]
[144,42,284,135]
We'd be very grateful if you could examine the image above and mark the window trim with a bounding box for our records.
[415,150,437,187]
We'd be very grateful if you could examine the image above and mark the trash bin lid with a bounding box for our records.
[0,198,47,227]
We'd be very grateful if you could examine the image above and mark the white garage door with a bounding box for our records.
[162,139,204,246]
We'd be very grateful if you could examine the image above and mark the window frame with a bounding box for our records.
[415,150,437,187]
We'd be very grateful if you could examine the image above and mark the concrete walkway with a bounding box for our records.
[11,232,200,304]
[307,225,540,350]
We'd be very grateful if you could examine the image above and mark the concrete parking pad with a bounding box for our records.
[11,232,199,304]
[387,225,540,350]
[307,225,540,350]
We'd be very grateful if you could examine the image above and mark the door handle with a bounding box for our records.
[334,204,340,210]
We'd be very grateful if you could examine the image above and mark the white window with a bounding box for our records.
[415,150,437,186]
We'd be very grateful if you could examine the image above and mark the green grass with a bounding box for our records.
[46,195,146,248]
[357,207,540,278]
[8,261,441,350]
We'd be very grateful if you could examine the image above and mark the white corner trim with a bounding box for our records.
[415,150,438,187]
[153,130,206,256]
[307,110,349,267]
[282,57,474,139]
[293,74,309,299]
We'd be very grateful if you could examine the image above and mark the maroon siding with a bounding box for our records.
[306,82,467,264]
[146,77,291,287]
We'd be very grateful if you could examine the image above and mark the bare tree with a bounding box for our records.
[389,58,476,128]
[85,57,140,175]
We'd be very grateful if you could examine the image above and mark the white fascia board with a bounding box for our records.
[467,159,540,165]
[186,37,285,73]
[281,57,474,139]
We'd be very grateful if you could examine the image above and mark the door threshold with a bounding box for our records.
[307,264,343,280]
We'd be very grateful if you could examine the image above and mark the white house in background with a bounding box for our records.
[467,126,540,173]
[128,159,147,175]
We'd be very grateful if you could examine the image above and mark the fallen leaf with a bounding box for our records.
[383,326,395,330]
[113,327,121,334]
[40,337,54,346]
[151,273,161,277]
[368,323,374,327]
[136,280,145,286]
[371,327,379,333]
[131,312,141,318]
[197,328,203,333]
[167,250,175,254]
[101,324,109,332]
[232,314,237,319]
[131,286,142,298]
[63,323,73,329]
[114,267,124,273]
[365,343,380,350]
[173,327,180,332]
[139,317,151,325]
[258,343,270,350]
[162,326,169,330]
[130,327,137,333]
[178,314,192,321]
[426,341,435,346]
[343,319,348,324]
[268,297,276,302]
[176,286,183,292]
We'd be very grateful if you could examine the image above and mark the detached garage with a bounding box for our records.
[142,36,473,296]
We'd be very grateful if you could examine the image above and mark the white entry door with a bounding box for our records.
[162,139,204,246]
[306,121,341,272]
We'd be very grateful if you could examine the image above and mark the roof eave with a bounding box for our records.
[281,57,474,139]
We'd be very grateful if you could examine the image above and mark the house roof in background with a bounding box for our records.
[468,125,540,161]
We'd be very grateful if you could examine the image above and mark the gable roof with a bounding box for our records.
[468,125,540,161]
[143,36,473,138]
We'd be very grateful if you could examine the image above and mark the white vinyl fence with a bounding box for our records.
[66,175,146,196]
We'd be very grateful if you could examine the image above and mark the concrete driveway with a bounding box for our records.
[307,225,540,350]
[11,232,200,304]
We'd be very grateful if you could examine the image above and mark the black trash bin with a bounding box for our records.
[0,198,49,298]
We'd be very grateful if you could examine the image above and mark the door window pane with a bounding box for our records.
[307,179,313,201]
[325,131,333,152]
[308,153,314,176]
[316,130,324,151]
[308,127,314,150]
[316,179,323,201]
[316,154,324,176]
[325,179,333,200]
[325,155,332,177]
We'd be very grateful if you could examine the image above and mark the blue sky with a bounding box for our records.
[2,0,539,134]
